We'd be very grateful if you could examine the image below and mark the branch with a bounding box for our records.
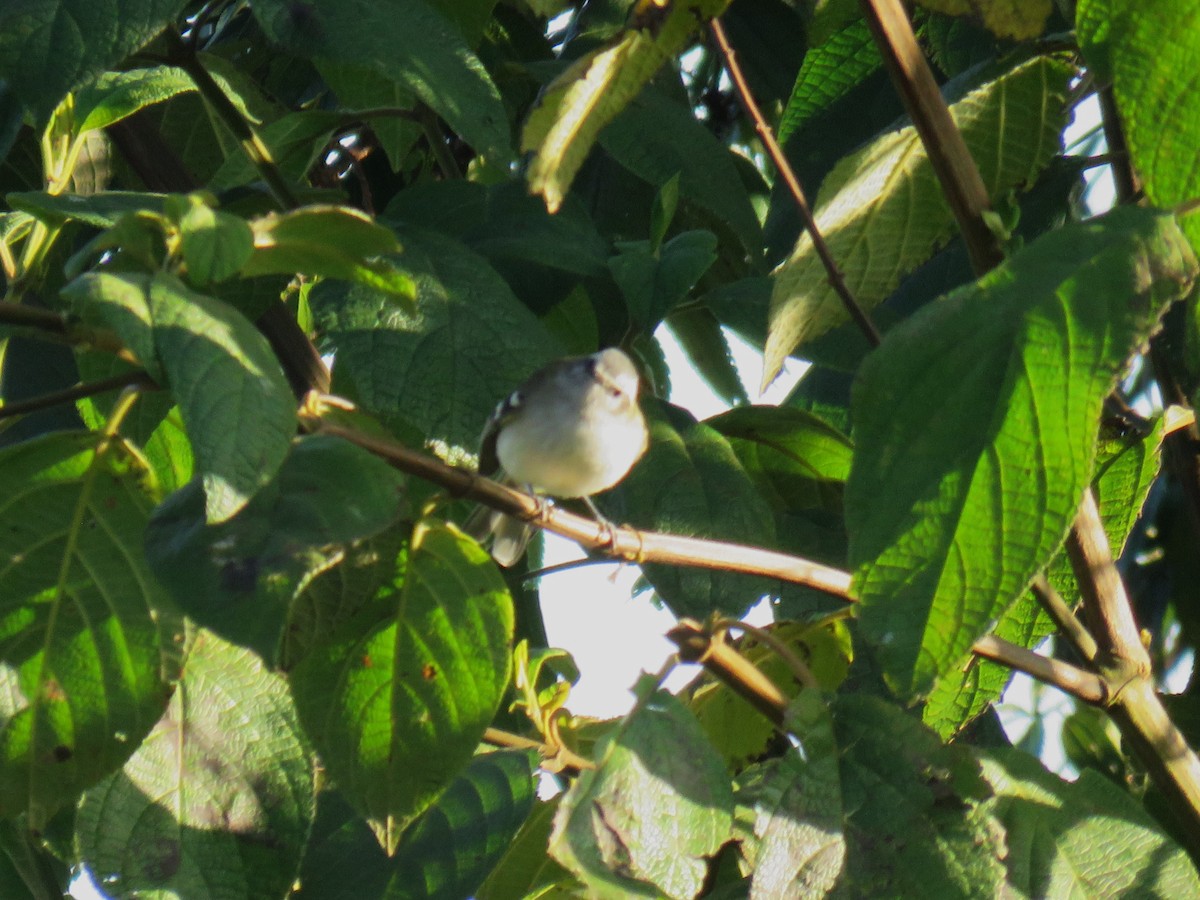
[668,619,792,726]
[1066,490,1151,673]
[0,370,155,421]
[302,413,855,598]
[972,634,1106,705]
[859,0,1004,274]
[0,300,138,364]
[1030,574,1099,663]
[709,18,882,347]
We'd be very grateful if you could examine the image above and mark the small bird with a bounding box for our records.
[472,347,650,565]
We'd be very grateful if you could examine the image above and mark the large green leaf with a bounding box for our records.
[521,0,731,212]
[765,53,1075,379]
[475,799,575,900]
[309,227,562,453]
[76,630,316,900]
[144,435,409,660]
[0,0,189,122]
[0,432,180,827]
[923,416,1165,738]
[62,271,296,522]
[979,747,1200,896]
[606,400,775,620]
[549,679,733,899]
[250,0,512,162]
[915,0,1052,39]
[289,521,514,854]
[1078,0,1200,256]
[73,65,195,135]
[848,207,1197,698]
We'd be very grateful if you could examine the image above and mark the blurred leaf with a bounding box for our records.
[290,521,513,853]
[309,227,562,452]
[0,432,181,827]
[244,204,414,300]
[979,747,1200,896]
[297,751,536,900]
[849,208,1196,698]
[76,631,315,900]
[208,109,343,190]
[0,0,189,122]
[144,434,408,659]
[251,0,512,161]
[665,305,749,407]
[609,230,717,330]
[599,86,762,254]
[63,271,296,522]
[734,693,845,898]
[476,799,575,900]
[384,180,609,277]
[766,53,1075,378]
[607,400,775,619]
[915,0,1052,39]
[550,680,733,899]
[522,0,731,212]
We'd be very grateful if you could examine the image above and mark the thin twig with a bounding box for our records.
[972,634,1106,705]
[709,18,882,347]
[0,370,156,421]
[859,0,1004,275]
[0,301,139,363]
[482,727,592,775]
[1029,575,1099,663]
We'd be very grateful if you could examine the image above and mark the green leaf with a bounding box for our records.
[550,680,733,899]
[522,0,732,213]
[243,204,414,299]
[176,194,254,286]
[847,207,1197,698]
[251,0,512,162]
[979,747,1200,896]
[665,306,750,408]
[73,65,195,134]
[607,400,775,619]
[63,271,296,522]
[609,230,717,331]
[0,0,190,122]
[309,227,562,452]
[831,696,1005,897]
[915,0,1053,39]
[599,86,762,254]
[76,630,316,900]
[778,19,880,145]
[1078,0,1200,256]
[6,190,167,228]
[384,180,609,277]
[297,751,536,900]
[476,799,575,900]
[144,435,409,660]
[734,693,845,897]
[765,53,1076,379]
[289,520,514,854]
[0,432,181,827]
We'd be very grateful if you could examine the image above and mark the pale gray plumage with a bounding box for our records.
[472,348,649,565]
